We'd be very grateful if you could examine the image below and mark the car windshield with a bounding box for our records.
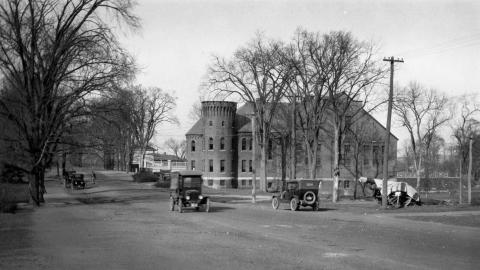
[287,182,298,190]
[183,177,202,188]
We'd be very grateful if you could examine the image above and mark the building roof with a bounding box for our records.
[186,119,203,135]
[154,153,185,161]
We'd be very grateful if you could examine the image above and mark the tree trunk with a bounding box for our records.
[260,124,267,192]
[332,125,340,202]
[416,155,422,191]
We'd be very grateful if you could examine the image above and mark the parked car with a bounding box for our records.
[169,171,210,213]
[271,180,321,211]
[359,177,421,208]
[71,173,86,189]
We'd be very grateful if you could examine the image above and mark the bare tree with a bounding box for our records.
[164,138,186,159]
[0,0,138,205]
[319,31,386,202]
[131,86,177,168]
[451,94,480,203]
[285,29,329,179]
[207,35,292,191]
[394,82,451,191]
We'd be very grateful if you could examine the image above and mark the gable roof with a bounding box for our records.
[186,119,203,135]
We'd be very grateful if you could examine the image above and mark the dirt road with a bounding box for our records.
[1,172,479,270]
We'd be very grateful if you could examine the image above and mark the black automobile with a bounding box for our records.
[169,171,210,213]
[271,180,321,211]
[71,173,86,189]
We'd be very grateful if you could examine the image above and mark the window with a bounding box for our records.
[209,120,213,126]
[209,159,213,172]
[220,137,225,150]
[242,180,246,186]
[249,138,252,150]
[241,160,246,172]
[191,140,196,152]
[241,138,246,150]
[220,160,225,172]
[344,180,350,189]
[191,160,195,170]
[209,137,214,150]
[268,139,273,160]
[249,180,252,186]
[220,180,225,186]
[221,121,225,126]
[249,160,253,172]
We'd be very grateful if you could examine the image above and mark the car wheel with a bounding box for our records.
[290,198,299,211]
[177,201,183,213]
[169,197,174,211]
[272,197,280,210]
[388,194,402,208]
[205,198,210,213]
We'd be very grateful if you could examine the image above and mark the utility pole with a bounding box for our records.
[467,137,473,204]
[250,114,257,203]
[382,56,403,209]
[291,95,297,180]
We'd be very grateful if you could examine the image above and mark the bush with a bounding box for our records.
[132,171,158,183]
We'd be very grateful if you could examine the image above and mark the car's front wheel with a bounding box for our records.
[272,197,280,210]
[290,198,299,211]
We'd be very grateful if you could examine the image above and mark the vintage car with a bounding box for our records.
[71,173,86,189]
[271,180,321,211]
[169,171,210,213]
[359,177,421,208]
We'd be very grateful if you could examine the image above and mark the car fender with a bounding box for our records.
[199,196,209,204]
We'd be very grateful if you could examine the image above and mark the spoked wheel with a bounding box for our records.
[272,197,280,210]
[169,197,174,211]
[205,198,210,213]
[177,201,183,213]
[290,198,299,211]
[388,194,402,208]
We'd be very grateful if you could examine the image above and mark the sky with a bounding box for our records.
[116,0,480,152]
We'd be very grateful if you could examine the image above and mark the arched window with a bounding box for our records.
[209,137,214,150]
[191,140,196,152]
[241,138,246,150]
[220,137,225,150]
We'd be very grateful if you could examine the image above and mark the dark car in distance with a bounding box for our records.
[71,173,86,189]
[271,180,321,211]
[169,171,210,213]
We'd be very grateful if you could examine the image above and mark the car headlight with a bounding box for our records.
[199,195,203,200]
[186,196,190,200]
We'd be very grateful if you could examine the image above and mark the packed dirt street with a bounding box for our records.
[1,172,479,270]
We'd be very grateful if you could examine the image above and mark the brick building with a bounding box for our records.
[186,101,398,189]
